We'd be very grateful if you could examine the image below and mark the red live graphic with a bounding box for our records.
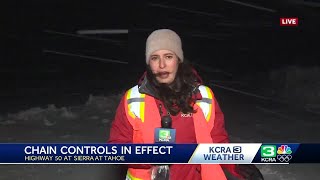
[280,18,298,26]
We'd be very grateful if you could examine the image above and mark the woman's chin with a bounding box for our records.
[156,78,173,84]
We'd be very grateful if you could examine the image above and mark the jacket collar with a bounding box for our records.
[138,74,160,99]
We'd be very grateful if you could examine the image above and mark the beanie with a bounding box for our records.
[145,29,184,64]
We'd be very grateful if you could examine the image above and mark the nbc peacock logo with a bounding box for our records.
[276,145,293,162]
[277,145,292,155]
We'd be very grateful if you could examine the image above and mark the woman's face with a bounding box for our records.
[149,49,180,84]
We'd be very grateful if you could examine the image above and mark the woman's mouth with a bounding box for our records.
[157,72,169,79]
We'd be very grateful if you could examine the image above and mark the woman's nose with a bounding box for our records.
[159,57,166,68]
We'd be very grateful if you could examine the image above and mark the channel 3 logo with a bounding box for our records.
[261,145,293,163]
[159,129,171,142]
[277,145,292,162]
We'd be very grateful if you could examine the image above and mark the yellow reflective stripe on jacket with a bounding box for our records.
[196,85,213,122]
[140,93,145,122]
[126,88,135,119]
[126,170,143,180]
[126,85,146,122]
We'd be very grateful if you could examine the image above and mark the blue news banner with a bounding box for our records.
[0,143,320,164]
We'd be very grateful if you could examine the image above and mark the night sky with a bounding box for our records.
[2,0,320,112]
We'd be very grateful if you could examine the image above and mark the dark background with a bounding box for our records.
[2,0,320,114]
[1,1,319,179]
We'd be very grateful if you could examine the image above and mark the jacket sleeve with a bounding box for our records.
[210,98,229,143]
[212,98,249,179]
[108,96,133,143]
[108,95,152,169]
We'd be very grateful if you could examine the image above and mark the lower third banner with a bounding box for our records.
[0,143,319,164]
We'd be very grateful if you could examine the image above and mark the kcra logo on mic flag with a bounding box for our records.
[154,128,176,143]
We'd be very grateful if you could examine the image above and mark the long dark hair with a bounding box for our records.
[146,60,201,115]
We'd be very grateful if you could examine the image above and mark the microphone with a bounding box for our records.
[152,115,175,180]
[161,115,172,128]
[154,115,176,143]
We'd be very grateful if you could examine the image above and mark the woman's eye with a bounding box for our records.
[165,55,173,59]
[151,56,159,61]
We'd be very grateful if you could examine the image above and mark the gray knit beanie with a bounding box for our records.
[145,29,184,64]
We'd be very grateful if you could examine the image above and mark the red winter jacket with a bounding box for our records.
[108,72,242,180]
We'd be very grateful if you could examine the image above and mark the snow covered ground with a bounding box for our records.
[0,81,319,180]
